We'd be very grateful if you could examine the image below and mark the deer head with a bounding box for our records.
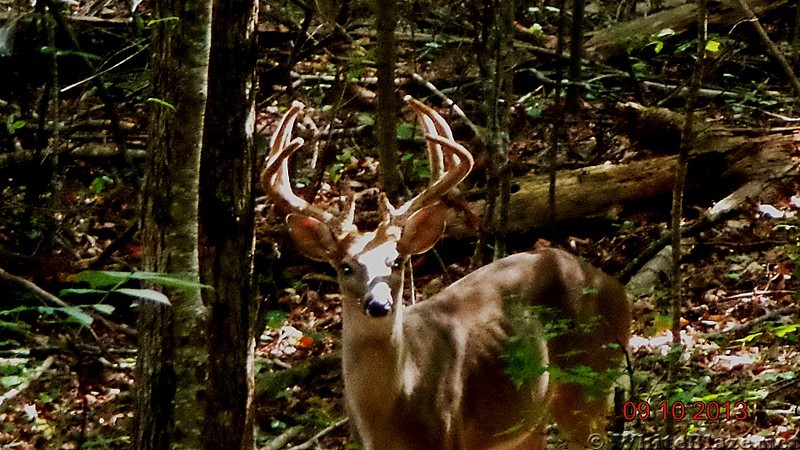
[261,97,473,319]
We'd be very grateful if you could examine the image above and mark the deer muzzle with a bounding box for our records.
[364,281,393,317]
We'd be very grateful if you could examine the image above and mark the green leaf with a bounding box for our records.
[328,163,344,184]
[1,375,24,388]
[126,272,210,290]
[146,98,176,111]
[72,271,127,289]
[695,392,726,402]
[59,306,94,326]
[0,306,39,316]
[396,122,416,140]
[705,40,721,52]
[60,288,108,296]
[146,16,180,27]
[526,106,542,118]
[0,320,28,331]
[355,112,374,126]
[656,28,675,38]
[347,67,363,80]
[116,288,171,305]
[11,120,27,130]
[733,332,762,343]
[91,175,115,195]
[336,149,353,163]
[265,310,287,329]
[772,324,799,338]
[73,271,211,291]
[504,335,547,389]
[92,304,116,315]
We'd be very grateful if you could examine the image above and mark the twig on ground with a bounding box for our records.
[261,425,304,450]
[734,0,800,98]
[704,304,800,341]
[411,73,479,136]
[287,418,349,450]
[0,266,69,307]
[0,355,56,406]
[722,290,795,301]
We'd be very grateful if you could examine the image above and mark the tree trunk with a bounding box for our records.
[133,0,212,446]
[198,0,259,446]
[475,0,514,262]
[373,0,403,201]
[567,0,585,112]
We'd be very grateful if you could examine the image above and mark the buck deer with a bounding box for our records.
[261,98,631,450]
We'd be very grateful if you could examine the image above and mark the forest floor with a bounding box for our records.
[2,107,799,449]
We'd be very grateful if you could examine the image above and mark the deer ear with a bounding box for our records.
[286,213,339,262]
[397,202,447,255]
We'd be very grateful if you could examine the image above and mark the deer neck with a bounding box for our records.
[341,297,408,387]
[341,299,414,437]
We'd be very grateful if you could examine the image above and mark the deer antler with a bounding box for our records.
[384,97,474,224]
[262,98,472,235]
[260,101,356,235]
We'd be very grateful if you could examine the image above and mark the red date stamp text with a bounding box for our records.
[622,401,749,421]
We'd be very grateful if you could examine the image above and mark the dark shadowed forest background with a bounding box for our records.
[1,0,799,448]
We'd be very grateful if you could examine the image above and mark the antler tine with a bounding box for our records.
[396,134,472,217]
[389,97,474,222]
[261,101,336,224]
[405,96,464,179]
[406,97,445,182]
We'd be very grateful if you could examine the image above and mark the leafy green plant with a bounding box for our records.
[63,270,210,304]
[771,323,799,342]
[5,118,26,136]
[328,149,355,184]
[90,175,115,196]
[264,310,288,329]
[396,122,416,140]
[522,95,548,118]
[504,334,547,388]
[646,28,676,54]
[1,304,98,327]
[145,97,176,111]
[401,152,431,183]
[0,360,25,389]
[355,112,374,126]
[146,16,180,27]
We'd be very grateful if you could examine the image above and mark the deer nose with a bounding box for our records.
[364,282,393,317]
[365,297,391,317]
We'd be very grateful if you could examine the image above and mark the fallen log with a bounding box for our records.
[585,0,789,64]
[444,132,796,238]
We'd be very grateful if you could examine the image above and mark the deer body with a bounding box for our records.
[262,99,631,450]
[340,250,628,450]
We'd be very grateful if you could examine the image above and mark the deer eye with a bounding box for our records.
[391,260,402,270]
[340,263,353,275]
